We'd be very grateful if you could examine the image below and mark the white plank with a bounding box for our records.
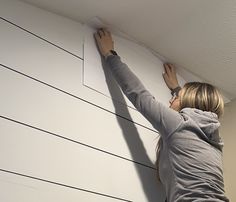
[0,0,83,58]
[0,171,127,202]
[0,118,165,202]
[0,20,82,89]
[0,67,157,169]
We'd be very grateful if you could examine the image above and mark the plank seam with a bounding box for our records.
[0,63,157,133]
[0,115,156,170]
[0,168,132,202]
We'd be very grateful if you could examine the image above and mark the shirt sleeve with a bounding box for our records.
[106,55,183,138]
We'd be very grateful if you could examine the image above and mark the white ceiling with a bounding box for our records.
[20,0,236,101]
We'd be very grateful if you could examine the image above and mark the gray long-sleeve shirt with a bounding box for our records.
[106,55,229,202]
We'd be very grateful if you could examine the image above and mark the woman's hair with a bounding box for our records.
[179,82,224,118]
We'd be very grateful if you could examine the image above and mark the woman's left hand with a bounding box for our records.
[94,28,114,57]
[163,63,180,90]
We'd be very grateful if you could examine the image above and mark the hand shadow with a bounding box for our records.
[101,58,166,202]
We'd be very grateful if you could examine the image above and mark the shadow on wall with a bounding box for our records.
[101,58,166,202]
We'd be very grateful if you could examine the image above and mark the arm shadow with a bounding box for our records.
[101,58,165,202]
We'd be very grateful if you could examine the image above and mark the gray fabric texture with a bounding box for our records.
[106,55,229,202]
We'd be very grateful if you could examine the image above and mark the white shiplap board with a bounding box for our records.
[0,0,83,58]
[0,171,128,202]
[0,118,165,202]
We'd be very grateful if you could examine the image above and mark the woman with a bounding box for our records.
[94,29,229,202]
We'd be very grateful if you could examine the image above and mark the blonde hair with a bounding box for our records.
[179,82,224,118]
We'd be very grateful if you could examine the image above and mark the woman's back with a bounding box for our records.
[159,108,228,201]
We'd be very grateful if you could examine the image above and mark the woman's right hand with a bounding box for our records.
[162,63,180,90]
[94,28,114,57]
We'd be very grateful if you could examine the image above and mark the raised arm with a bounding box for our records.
[94,29,183,138]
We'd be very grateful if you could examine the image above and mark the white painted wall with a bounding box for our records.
[0,0,204,201]
[0,1,164,201]
[220,99,236,202]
